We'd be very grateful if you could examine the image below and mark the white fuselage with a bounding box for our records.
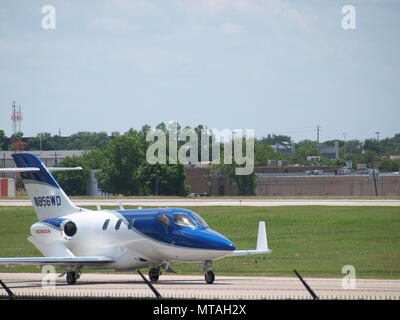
[29,210,232,271]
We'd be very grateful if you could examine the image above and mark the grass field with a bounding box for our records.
[0,205,399,279]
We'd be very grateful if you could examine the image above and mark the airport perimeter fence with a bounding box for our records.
[0,291,399,300]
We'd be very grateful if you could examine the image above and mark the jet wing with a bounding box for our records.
[230,249,272,256]
[0,256,114,267]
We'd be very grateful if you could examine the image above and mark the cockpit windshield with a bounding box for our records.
[173,213,197,227]
[192,212,208,227]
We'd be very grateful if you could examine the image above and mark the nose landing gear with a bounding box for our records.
[149,267,161,282]
[200,260,215,284]
[205,270,215,284]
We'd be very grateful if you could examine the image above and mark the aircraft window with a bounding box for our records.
[115,219,123,230]
[173,213,196,227]
[157,214,171,227]
[192,212,208,227]
[102,219,110,230]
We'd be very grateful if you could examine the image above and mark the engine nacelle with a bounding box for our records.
[30,218,78,241]
[29,218,78,257]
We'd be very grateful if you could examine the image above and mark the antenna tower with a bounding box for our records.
[11,101,23,135]
[10,101,26,151]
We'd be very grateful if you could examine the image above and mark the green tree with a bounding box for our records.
[254,139,281,166]
[0,130,6,150]
[52,156,89,195]
[135,162,188,196]
[261,134,292,145]
[82,148,105,169]
[378,158,399,172]
[66,132,110,150]
[292,140,320,164]
[96,126,188,196]
[363,138,379,154]
[96,132,146,196]
[213,163,256,196]
[26,132,51,150]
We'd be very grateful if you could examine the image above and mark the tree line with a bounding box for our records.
[1,128,399,196]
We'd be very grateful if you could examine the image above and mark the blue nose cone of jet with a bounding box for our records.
[185,228,236,251]
[210,233,236,251]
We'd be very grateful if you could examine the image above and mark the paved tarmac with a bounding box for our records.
[1,198,400,207]
[0,273,399,300]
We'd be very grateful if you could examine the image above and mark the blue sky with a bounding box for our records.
[1,0,399,142]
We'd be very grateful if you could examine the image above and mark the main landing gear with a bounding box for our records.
[200,260,215,284]
[148,262,215,284]
[66,271,80,285]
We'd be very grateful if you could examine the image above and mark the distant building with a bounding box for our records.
[267,160,277,168]
[0,178,16,197]
[256,174,400,196]
[185,167,238,196]
[277,160,288,167]
[307,156,321,163]
[271,142,295,154]
[86,169,112,197]
[318,141,339,160]
[357,164,368,174]
[87,169,102,197]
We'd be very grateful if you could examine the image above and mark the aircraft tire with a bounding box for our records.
[149,268,160,282]
[205,270,215,284]
[66,272,78,285]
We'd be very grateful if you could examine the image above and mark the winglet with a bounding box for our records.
[229,221,272,256]
[256,221,268,251]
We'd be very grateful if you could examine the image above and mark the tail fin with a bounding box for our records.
[12,153,82,220]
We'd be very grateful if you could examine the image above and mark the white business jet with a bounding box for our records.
[0,153,271,284]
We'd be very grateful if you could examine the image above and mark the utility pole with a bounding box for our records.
[375,131,381,156]
[372,169,378,197]
[58,128,62,151]
[54,151,59,164]
[343,132,348,158]
[316,125,321,152]
[2,153,5,178]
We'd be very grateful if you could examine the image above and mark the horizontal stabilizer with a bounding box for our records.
[0,167,40,173]
[47,167,83,172]
[0,167,82,172]
[0,256,114,267]
[9,153,83,220]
